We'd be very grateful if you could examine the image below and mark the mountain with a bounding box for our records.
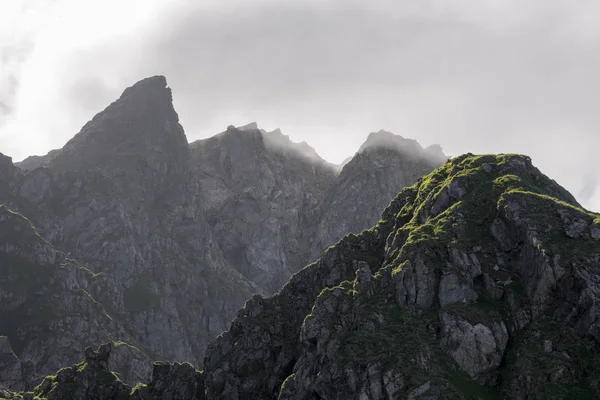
[0,205,152,389]
[0,76,444,388]
[0,76,258,386]
[202,153,600,399]
[4,153,600,399]
[189,124,336,292]
[309,130,448,261]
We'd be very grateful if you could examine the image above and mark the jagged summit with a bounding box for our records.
[44,75,188,177]
[358,129,415,151]
[236,121,259,131]
[0,152,13,166]
[201,122,331,166]
[356,129,448,167]
[309,130,447,260]
[119,75,171,101]
[261,127,329,165]
[203,153,600,399]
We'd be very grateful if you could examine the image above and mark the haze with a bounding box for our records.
[1,0,599,211]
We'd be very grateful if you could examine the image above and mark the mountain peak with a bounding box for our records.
[46,75,188,175]
[357,129,448,165]
[0,152,13,168]
[236,122,259,131]
[358,129,419,153]
[261,127,328,165]
[120,75,170,100]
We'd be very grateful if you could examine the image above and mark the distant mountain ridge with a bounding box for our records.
[0,75,445,390]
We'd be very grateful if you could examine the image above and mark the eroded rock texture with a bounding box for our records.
[0,76,443,390]
[5,153,600,400]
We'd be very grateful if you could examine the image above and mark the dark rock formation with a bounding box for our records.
[15,150,60,171]
[203,153,600,399]
[310,130,447,261]
[1,76,444,391]
[5,152,600,399]
[189,125,337,292]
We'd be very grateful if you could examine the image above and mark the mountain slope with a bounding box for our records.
[0,75,444,388]
[309,130,447,261]
[0,205,152,389]
[190,125,337,292]
[0,77,258,386]
[203,153,600,400]
[6,153,600,399]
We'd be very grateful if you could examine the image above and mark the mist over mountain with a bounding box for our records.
[3,1,600,398]
[4,148,600,399]
[1,74,599,400]
[0,76,446,392]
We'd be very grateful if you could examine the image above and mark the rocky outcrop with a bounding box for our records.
[0,337,22,391]
[15,150,60,171]
[6,153,600,399]
[0,75,444,391]
[0,343,205,400]
[189,124,337,292]
[8,73,600,400]
[309,130,447,261]
[0,77,257,387]
[202,153,600,399]
[0,204,152,389]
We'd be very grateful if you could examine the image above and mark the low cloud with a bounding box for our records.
[1,0,599,211]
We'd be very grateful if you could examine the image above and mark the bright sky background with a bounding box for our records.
[1,0,599,211]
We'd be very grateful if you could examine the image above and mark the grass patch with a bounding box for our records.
[500,319,600,399]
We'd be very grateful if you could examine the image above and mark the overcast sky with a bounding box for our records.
[1,0,599,211]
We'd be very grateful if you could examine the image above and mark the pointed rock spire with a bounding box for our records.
[47,75,189,176]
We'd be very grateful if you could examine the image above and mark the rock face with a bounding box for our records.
[189,126,337,292]
[1,343,206,400]
[5,154,600,399]
[0,204,150,389]
[8,75,600,400]
[0,337,22,391]
[1,76,443,389]
[15,150,60,171]
[202,153,600,399]
[309,130,447,261]
[0,77,258,387]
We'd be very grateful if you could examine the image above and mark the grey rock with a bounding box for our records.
[1,75,441,388]
[439,312,509,382]
[0,337,22,391]
[407,382,440,400]
[190,125,337,292]
[5,83,600,400]
[15,149,60,171]
[310,131,445,261]
[438,272,478,307]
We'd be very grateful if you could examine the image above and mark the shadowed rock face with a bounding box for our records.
[0,77,256,388]
[0,343,205,400]
[203,154,600,400]
[5,150,600,399]
[190,126,337,292]
[1,76,444,390]
[309,131,447,262]
[0,205,151,389]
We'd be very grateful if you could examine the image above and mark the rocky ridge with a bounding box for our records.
[5,153,600,399]
[309,130,448,261]
[203,153,600,399]
[0,76,444,389]
[4,153,600,399]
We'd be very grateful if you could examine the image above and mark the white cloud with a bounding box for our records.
[0,0,599,211]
